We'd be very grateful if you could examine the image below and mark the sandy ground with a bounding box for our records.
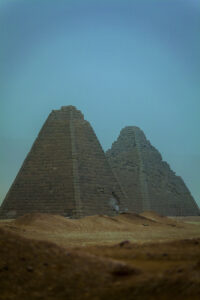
[0,212,200,299]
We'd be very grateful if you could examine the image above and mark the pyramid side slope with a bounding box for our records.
[0,110,75,219]
[73,119,128,216]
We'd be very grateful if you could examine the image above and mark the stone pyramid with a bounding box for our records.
[106,126,199,216]
[0,106,128,219]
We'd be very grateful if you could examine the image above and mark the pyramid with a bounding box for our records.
[0,106,128,219]
[106,126,199,216]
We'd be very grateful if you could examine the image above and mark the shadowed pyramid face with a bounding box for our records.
[106,126,199,216]
[0,106,128,219]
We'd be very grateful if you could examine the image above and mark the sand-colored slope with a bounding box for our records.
[13,211,180,230]
[1,212,200,247]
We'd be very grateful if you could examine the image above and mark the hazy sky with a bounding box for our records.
[0,0,200,207]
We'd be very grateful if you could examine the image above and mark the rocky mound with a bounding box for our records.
[13,212,172,232]
[14,213,76,231]
[140,211,178,225]
[1,211,198,248]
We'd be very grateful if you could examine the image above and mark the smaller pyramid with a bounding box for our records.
[0,106,128,219]
[106,126,199,216]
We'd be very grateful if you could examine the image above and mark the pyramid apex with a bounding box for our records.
[61,105,77,111]
[60,105,84,119]
[120,126,143,133]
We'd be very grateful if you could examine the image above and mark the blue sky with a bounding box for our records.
[0,0,200,207]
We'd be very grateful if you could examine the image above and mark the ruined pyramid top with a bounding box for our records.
[120,126,143,133]
[108,126,151,154]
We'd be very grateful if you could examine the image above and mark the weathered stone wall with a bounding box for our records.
[73,118,127,216]
[0,106,128,219]
[106,126,199,216]
[106,129,143,213]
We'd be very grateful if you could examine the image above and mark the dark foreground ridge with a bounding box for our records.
[106,126,199,216]
[0,106,127,219]
[0,224,200,300]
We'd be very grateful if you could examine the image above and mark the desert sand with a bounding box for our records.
[0,212,200,299]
